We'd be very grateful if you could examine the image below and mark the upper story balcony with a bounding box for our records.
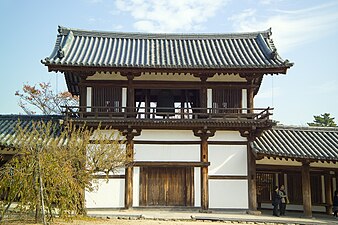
[62,106,274,131]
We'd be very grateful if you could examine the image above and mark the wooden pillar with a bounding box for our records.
[200,76,207,110]
[325,173,333,215]
[194,129,215,212]
[125,137,133,209]
[127,74,135,117]
[246,78,254,113]
[78,77,87,115]
[301,161,312,218]
[201,135,208,211]
[121,127,141,209]
[247,143,258,213]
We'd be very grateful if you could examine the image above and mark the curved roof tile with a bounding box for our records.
[253,126,338,162]
[42,26,293,71]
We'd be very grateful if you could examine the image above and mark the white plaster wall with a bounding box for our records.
[209,180,248,209]
[134,130,199,141]
[87,72,127,80]
[241,89,247,113]
[194,168,201,207]
[85,179,124,208]
[89,129,124,140]
[86,87,92,112]
[122,88,127,109]
[207,89,212,108]
[133,167,140,207]
[257,157,302,166]
[210,131,246,142]
[209,145,247,176]
[134,144,199,161]
[134,72,199,81]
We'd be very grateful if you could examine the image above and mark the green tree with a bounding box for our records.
[307,113,337,127]
[15,82,78,115]
[0,120,128,224]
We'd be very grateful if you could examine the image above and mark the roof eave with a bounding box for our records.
[45,64,291,76]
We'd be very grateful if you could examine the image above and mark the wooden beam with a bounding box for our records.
[301,161,312,218]
[133,161,210,167]
[208,175,248,180]
[92,174,125,179]
[47,64,290,75]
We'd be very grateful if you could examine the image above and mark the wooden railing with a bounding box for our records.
[62,106,273,123]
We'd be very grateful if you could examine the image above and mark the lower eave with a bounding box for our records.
[67,118,274,131]
[256,151,338,164]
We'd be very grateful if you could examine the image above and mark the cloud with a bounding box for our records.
[228,2,338,53]
[115,0,228,33]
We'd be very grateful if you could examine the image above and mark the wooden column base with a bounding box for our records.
[125,167,133,209]
[201,166,209,211]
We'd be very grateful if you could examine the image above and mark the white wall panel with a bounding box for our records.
[209,145,247,176]
[209,131,246,142]
[86,87,92,112]
[194,168,201,207]
[134,130,198,141]
[133,167,140,207]
[89,129,124,140]
[85,179,124,208]
[241,89,247,113]
[209,180,248,209]
[207,89,212,108]
[134,144,199,161]
[122,88,127,108]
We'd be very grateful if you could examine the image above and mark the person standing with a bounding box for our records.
[333,190,338,218]
[272,186,281,216]
[279,185,288,216]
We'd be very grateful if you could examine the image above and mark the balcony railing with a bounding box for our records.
[62,106,273,123]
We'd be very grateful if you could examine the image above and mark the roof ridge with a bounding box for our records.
[274,125,338,132]
[57,25,272,40]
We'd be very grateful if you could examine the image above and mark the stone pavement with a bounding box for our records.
[87,208,338,225]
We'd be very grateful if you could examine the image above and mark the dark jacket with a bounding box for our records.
[272,190,281,206]
[333,195,338,208]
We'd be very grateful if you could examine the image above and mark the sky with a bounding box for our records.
[0,0,338,126]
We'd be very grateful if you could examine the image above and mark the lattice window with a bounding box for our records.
[212,88,241,112]
[92,86,122,112]
[257,172,275,203]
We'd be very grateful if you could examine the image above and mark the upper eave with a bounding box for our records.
[42,26,293,74]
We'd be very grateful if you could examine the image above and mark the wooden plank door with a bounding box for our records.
[140,167,194,206]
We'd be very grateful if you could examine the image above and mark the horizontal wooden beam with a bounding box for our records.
[92,174,125,179]
[208,175,248,180]
[133,161,210,167]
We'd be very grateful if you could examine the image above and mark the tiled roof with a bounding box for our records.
[42,26,293,72]
[253,126,338,162]
[0,115,63,150]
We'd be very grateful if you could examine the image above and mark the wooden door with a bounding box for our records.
[140,167,194,206]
